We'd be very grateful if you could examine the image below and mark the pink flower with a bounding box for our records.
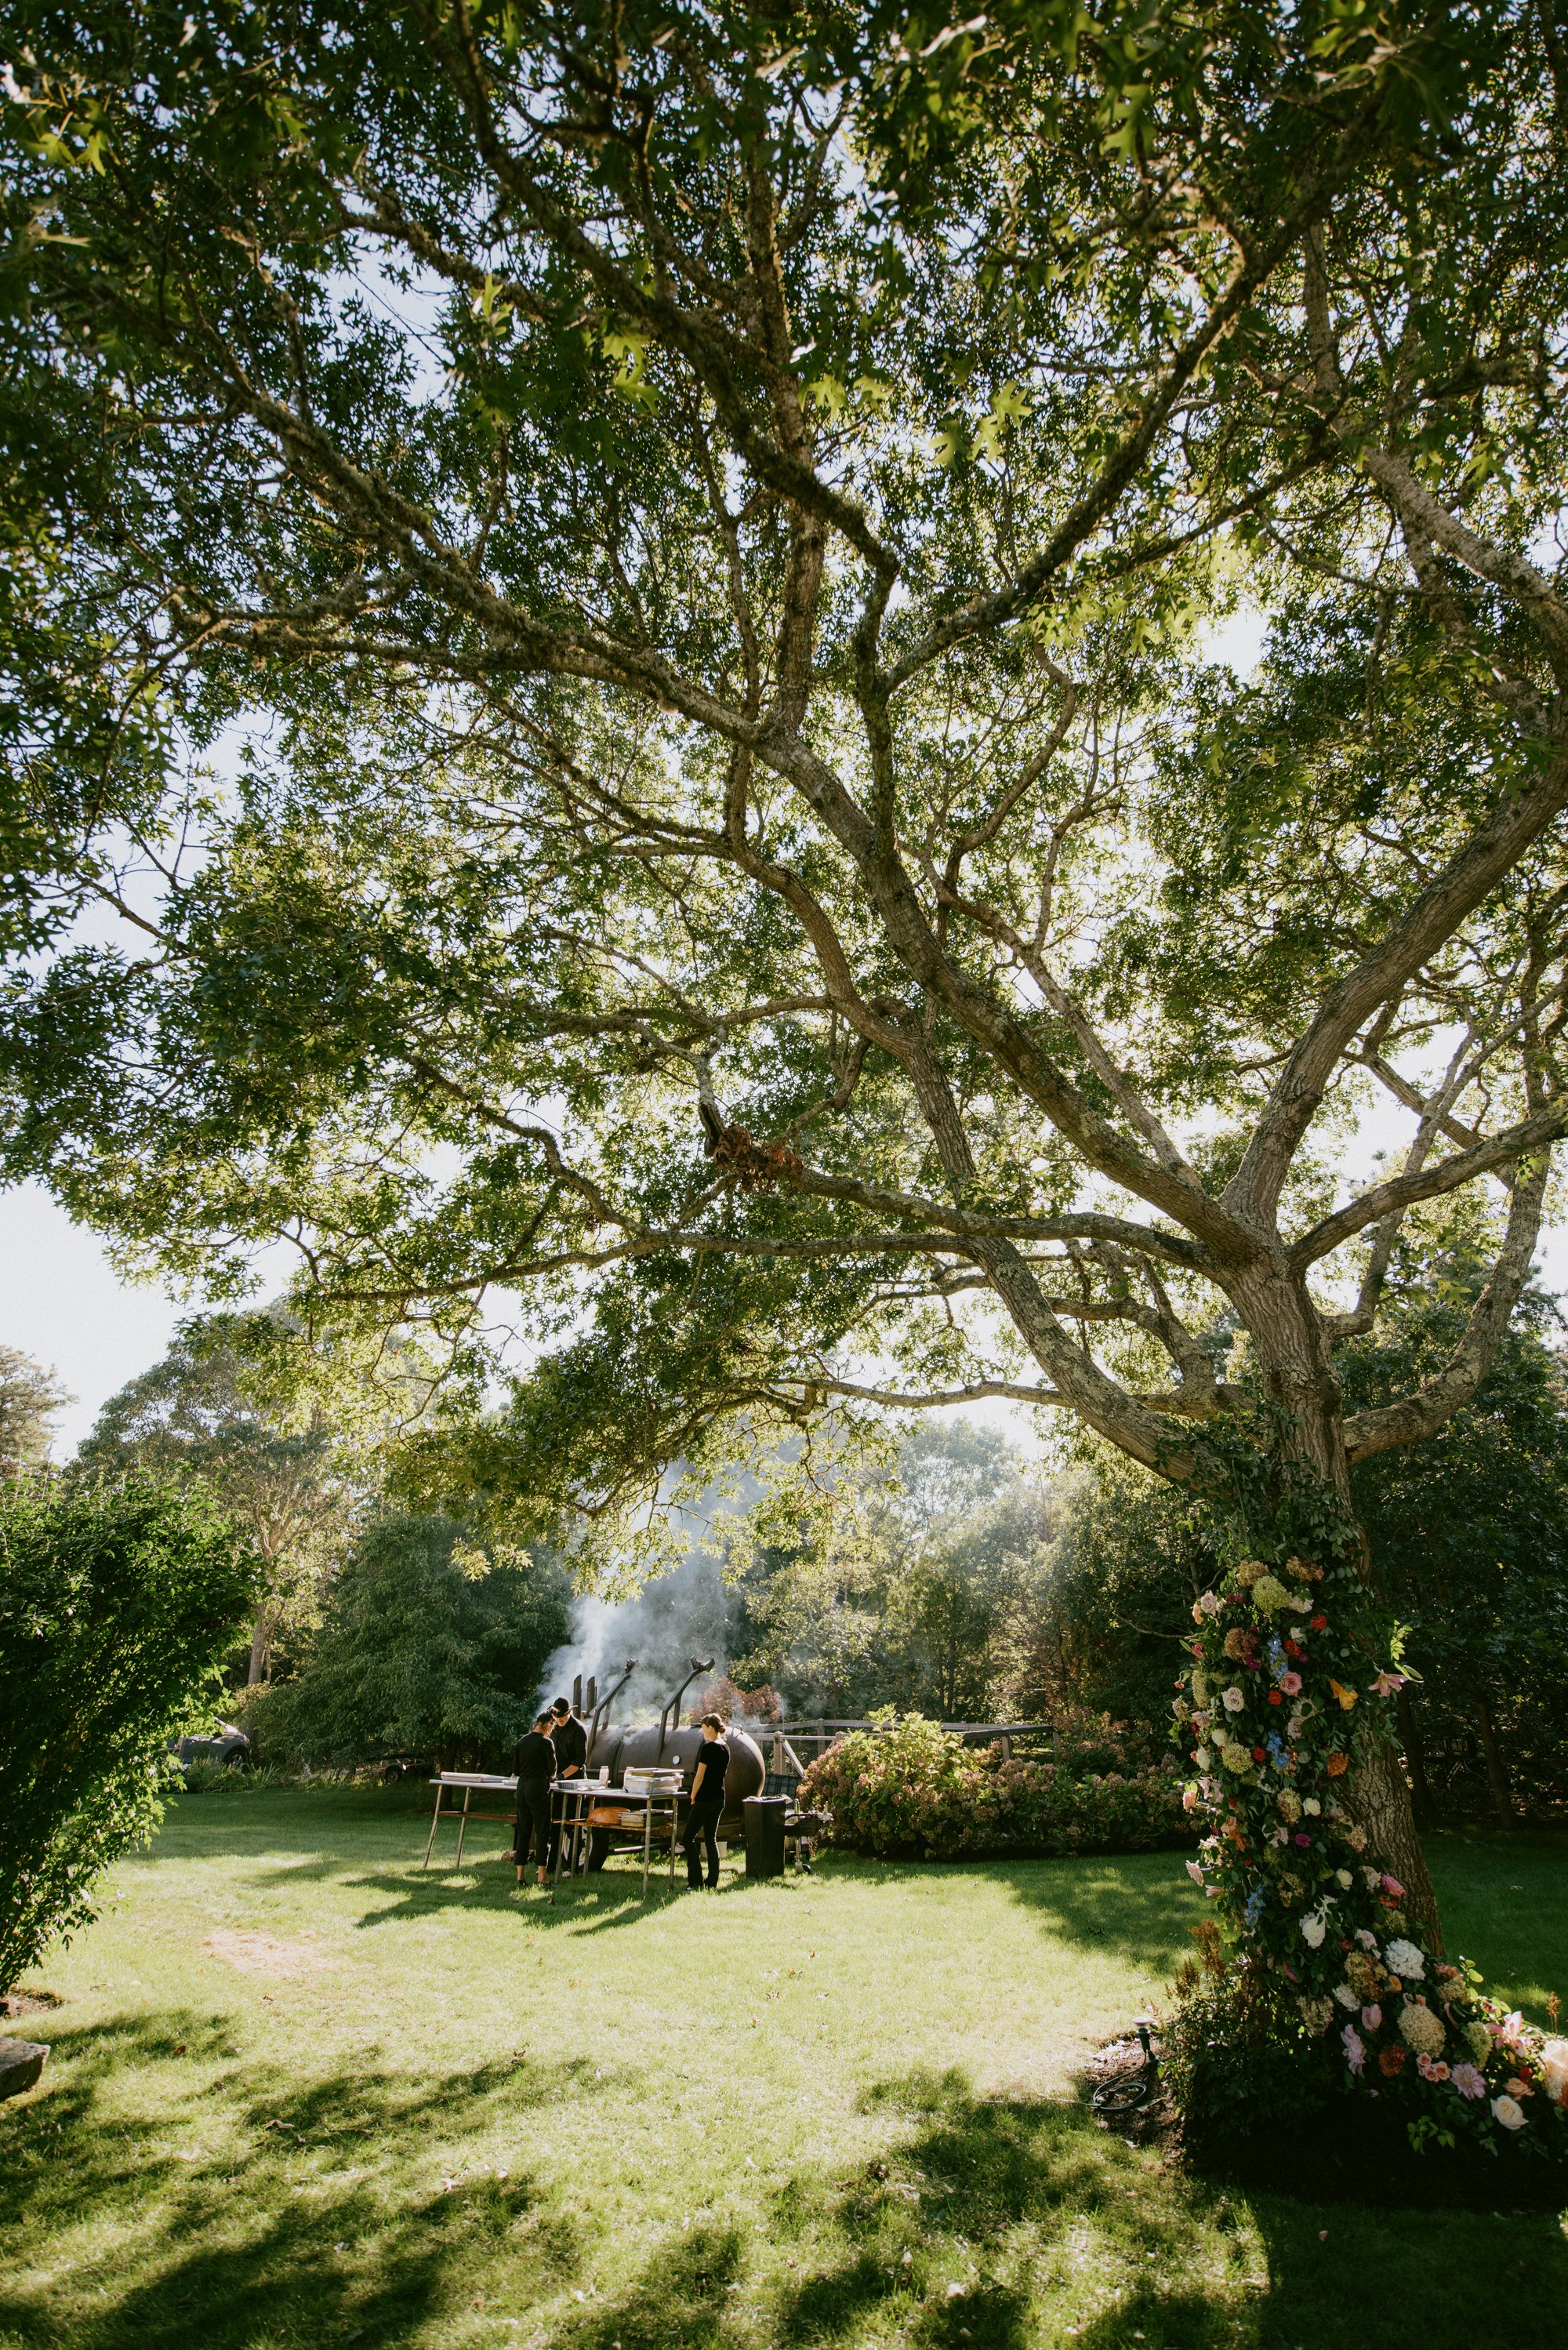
[1279,1671,1302,1696]
[1450,2063,1486,2100]
[1417,2054,1450,2082]
[1294,1832,1312,1847]
[1342,2024,1365,2076]
[1369,1670,1407,1698]
[1379,1874,1405,1901]
[1361,2003,1382,2029]
[1186,1859,1205,1883]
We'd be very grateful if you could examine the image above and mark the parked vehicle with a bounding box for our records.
[170,1723,251,1774]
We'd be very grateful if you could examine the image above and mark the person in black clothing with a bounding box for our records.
[550,1697,588,1779]
[513,1712,558,1887]
[682,1713,729,1890]
[549,1695,590,1876]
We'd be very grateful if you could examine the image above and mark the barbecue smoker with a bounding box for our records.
[571,1656,765,1870]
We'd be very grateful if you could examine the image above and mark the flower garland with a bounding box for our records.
[1175,1548,1568,2156]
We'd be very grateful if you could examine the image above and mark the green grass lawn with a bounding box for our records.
[2,1790,1563,2350]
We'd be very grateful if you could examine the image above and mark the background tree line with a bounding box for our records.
[6,1219,1562,1814]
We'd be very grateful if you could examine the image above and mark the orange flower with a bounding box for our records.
[1327,1753,1349,1777]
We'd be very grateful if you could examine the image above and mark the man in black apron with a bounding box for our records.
[550,1696,588,1781]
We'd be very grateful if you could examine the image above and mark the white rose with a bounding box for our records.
[1301,1913,1327,1950]
[1301,1796,1320,1816]
[1385,1938,1425,1981]
[1221,1687,1245,1713]
[1335,1869,1353,1889]
[1333,1984,1359,2009]
[1490,2094,1526,2131]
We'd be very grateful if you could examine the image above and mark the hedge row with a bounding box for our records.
[797,1711,1197,1862]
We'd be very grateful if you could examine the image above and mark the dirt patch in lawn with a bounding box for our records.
[204,1930,339,1980]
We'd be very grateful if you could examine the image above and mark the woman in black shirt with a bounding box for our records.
[683,1713,730,1890]
[513,1712,558,1887]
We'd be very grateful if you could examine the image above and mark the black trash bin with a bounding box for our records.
[742,1794,789,1880]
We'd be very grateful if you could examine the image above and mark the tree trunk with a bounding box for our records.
[1235,1258,1445,1946]
[1473,1684,1517,1827]
[1344,1733,1444,1951]
[247,1607,275,1686]
[1395,1686,1439,1825]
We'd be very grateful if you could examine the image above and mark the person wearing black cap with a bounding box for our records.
[550,1696,588,1781]
[682,1713,730,1891]
[512,1711,558,1887]
[548,1696,590,1875]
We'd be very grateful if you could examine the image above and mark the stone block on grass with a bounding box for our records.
[0,2038,49,2099]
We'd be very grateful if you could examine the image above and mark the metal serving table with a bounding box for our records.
[422,1771,517,1869]
[552,1774,684,1898]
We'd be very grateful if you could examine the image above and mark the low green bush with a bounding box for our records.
[0,1473,259,1992]
[175,1760,291,1794]
[799,1711,1195,1861]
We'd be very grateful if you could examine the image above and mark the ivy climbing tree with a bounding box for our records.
[5,0,1568,2072]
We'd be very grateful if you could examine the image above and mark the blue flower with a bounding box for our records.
[1244,1883,1268,1924]
[1265,1732,1290,1768]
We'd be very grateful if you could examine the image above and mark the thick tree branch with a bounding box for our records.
[1343,1150,1552,1459]
[1290,1104,1568,1267]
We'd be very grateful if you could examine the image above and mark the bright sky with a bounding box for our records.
[0,1182,298,1456]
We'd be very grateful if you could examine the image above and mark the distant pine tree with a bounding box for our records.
[0,1345,70,1480]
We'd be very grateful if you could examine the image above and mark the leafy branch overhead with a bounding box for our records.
[1,0,1566,1560]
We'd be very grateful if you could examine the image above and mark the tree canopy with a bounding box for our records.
[0,1343,70,1479]
[245,1512,572,1768]
[74,1315,362,1680]
[2,1,1566,1608]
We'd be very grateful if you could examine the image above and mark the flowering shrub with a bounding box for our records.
[1177,1546,1568,2162]
[798,1712,1193,1862]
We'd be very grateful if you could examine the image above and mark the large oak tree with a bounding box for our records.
[5,1,1568,1929]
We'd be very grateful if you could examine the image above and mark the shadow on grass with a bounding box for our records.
[547,2064,1568,2350]
[813,1849,1205,1979]
[1426,1826,1568,2025]
[7,2025,1567,2350]
[0,2007,586,2350]
[304,1854,768,1936]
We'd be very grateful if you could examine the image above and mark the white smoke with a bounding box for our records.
[536,1526,737,1723]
